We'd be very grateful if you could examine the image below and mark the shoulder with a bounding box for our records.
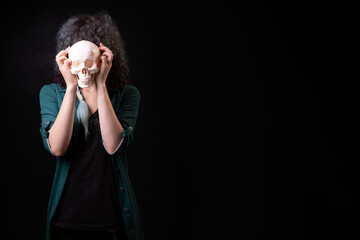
[110,85,140,113]
[40,83,64,96]
[123,85,140,97]
[111,85,140,102]
[123,85,140,105]
[39,83,65,105]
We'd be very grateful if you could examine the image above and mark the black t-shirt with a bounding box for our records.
[53,110,123,231]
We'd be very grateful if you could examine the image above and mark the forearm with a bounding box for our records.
[97,84,123,153]
[48,87,76,156]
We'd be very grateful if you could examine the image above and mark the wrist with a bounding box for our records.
[96,82,107,92]
[96,83,109,101]
[66,85,77,93]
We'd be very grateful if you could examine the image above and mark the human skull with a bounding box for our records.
[68,40,100,88]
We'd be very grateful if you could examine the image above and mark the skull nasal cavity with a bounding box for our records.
[82,68,87,74]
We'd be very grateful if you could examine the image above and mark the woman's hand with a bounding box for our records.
[55,47,77,90]
[96,43,114,87]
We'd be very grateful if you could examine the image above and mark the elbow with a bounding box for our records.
[47,136,68,157]
[47,139,67,157]
[102,138,124,155]
[50,147,67,157]
[104,145,117,155]
[52,150,66,157]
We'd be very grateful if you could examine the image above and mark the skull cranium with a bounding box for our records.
[68,40,100,88]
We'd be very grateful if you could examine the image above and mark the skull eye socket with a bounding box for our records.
[85,60,94,68]
[72,60,82,70]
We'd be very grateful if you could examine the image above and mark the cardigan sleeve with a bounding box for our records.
[39,84,59,155]
[113,85,140,154]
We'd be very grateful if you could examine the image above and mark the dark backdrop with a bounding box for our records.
[2,1,360,240]
[241,1,360,240]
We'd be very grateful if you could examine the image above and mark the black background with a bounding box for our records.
[241,1,360,240]
[1,1,360,240]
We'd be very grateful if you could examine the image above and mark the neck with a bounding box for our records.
[77,84,97,104]
[80,84,97,95]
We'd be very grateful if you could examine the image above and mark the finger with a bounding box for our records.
[56,55,68,61]
[100,56,109,69]
[56,56,68,65]
[55,51,65,59]
[99,47,113,55]
[99,43,113,54]
[56,47,70,59]
[100,55,107,64]
[58,46,70,55]
[101,52,114,63]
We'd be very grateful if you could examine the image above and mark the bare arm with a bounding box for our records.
[96,43,123,154]
[48,87,76,156]
[48,47,78,156]
[97,83,124,154]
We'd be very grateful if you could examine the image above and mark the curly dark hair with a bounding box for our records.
[54,11,130,89]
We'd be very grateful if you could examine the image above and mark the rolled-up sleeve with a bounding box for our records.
[113,86,140,153]
[39,85,59,155]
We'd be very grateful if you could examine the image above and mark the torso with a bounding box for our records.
[52,110,123,231]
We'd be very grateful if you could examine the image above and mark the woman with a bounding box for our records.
[39,12,143,240]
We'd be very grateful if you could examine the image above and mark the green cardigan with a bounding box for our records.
[39,83,143,240]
